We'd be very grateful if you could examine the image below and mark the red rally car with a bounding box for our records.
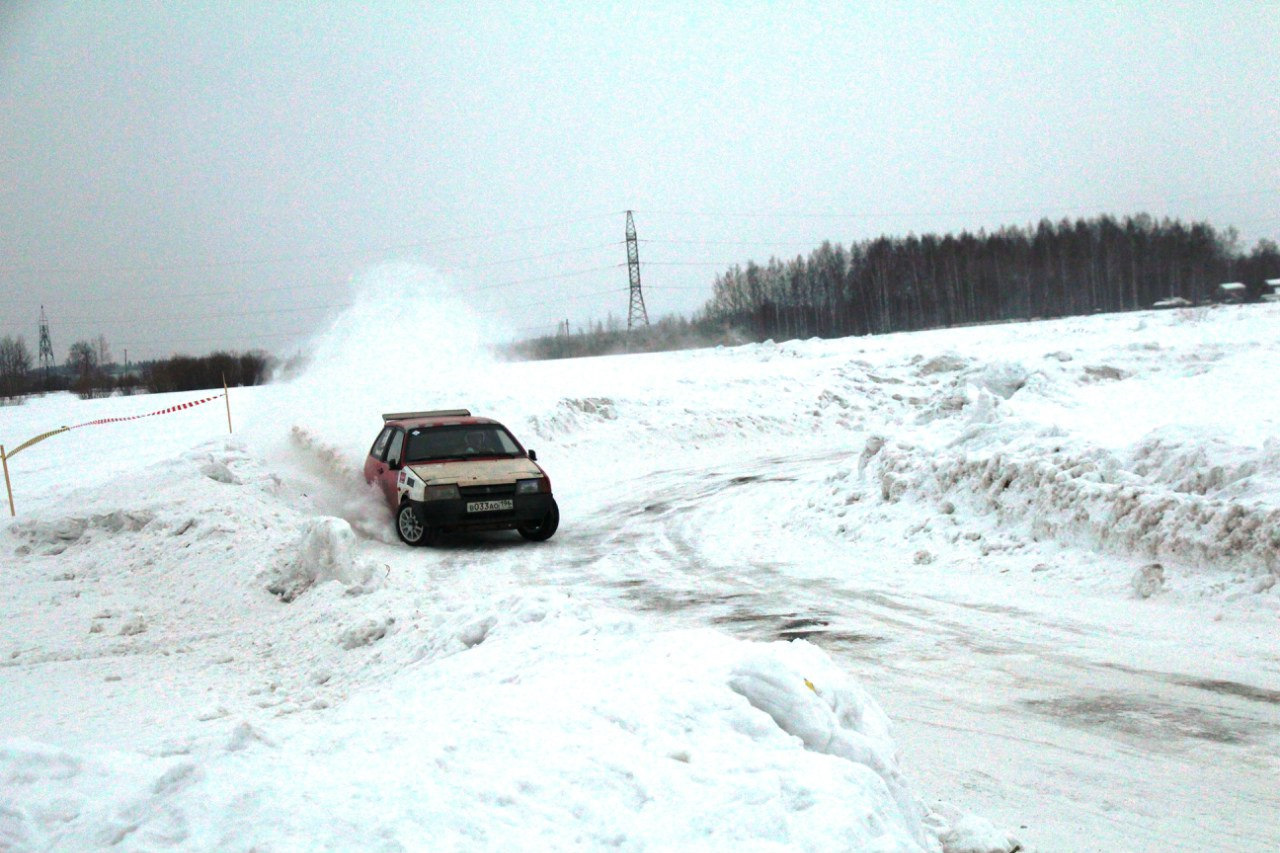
[364,409,559,546]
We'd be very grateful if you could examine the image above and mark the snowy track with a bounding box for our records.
[4,294,1279,850]
[504,450,1280,849]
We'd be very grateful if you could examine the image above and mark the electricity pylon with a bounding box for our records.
[625,210,649,336]
[37,306,54,376]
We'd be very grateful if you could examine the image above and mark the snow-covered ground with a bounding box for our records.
[3,272,1278,851]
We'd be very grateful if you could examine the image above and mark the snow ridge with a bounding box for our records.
[866,437,1280,580]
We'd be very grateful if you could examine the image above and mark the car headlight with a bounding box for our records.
[424,484,460,501]
[516,479,542,495]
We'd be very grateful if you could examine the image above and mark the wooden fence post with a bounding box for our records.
[223,374,233,434]
[2,445,14,517]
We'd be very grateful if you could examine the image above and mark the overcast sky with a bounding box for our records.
[2,1,1277,363]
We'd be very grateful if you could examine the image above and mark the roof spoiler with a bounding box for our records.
[382,409,471,421]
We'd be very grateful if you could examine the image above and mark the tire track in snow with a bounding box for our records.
[504,450,1280,852]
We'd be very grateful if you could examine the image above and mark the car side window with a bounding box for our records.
[386,429,405,466]
[370,427,393,460]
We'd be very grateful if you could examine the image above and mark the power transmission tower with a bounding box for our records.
[625,210,649,337]
[37,306,54,377]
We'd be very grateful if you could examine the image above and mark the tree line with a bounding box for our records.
[0,335,271,402]
[514,213,1279,361]
[517,213,1280,361]
[703,214,1280,340]
[509,313,741,361]
[138,351,271,393]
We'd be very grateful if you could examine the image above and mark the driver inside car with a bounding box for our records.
[465,431,492,455]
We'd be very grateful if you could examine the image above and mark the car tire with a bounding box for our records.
[518,498,559,542]
[396,501,434,546]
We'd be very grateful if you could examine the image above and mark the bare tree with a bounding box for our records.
[0,335,32,399]
[67,340,97,377]
[67,339,109,399]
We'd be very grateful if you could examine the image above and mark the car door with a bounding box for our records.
[379,428,406,506]
[364,426,394,492]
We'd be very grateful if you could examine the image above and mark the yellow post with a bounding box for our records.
[2,445,14,517]
[223,374,233,434]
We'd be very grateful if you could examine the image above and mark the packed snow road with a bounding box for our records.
[3,278,1279,850]
[486,448,1280,850]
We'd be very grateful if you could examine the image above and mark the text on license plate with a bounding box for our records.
[466,499,513,513]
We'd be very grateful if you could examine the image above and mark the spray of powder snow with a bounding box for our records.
[285,263,506,428]
[242,263,513,537]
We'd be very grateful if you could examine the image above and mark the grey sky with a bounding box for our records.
[2,1,1277,363]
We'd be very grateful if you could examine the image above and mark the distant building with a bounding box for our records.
[1152,296,1192,309]
[1263,279,1280,303]
[1217,282,1249,304]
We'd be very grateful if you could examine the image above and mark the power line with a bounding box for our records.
[2,278,351,306]
[1,243,622,305]
[634,189,1280,221]
[0,211,622,276]
[639,261,748,267]
[496,287,629,313]
[102,295,629,352]
[468,264,622,292]
[640,238,822,248]
[4,192,1273,278]
[444,241,622,270]
[2,303,350,330]
[10,286,634,351]
[1,264,626,329]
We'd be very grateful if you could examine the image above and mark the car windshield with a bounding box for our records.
[405,424,522,462]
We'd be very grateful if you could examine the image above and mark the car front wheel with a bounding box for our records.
[518,498,559,542]
[396,502,433,546]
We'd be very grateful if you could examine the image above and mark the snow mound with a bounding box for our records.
[10,509,156,556]
[526,396,620,442]
[964,362,1029,400]
[925,803,1022,853]
[728,640,929,846]
[0,610,1014,852]
[917,353,969,375]
[1130,430,1280,502]
[265,517,382,602]
[337,616,392,649]
[1132,563,1165,598]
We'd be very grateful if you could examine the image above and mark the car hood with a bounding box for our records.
[408,457,543,486]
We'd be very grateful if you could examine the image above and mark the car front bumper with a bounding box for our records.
[406,493,555,532]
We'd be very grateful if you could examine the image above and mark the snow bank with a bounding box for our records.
[863,437,1280,579]
[803,308,1280,600]
[1,598,1012,852]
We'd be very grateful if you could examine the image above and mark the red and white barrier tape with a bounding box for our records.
[66,393,225,431]
[3,391,231,515]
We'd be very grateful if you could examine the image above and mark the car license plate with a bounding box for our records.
[466,499,513,513]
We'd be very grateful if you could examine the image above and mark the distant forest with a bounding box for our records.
[518,214,1280,360]
[704,214,1279,340]
[0,342,270,402]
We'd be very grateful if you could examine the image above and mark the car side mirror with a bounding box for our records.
[387,456,402,470]
[528,449,537,462]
